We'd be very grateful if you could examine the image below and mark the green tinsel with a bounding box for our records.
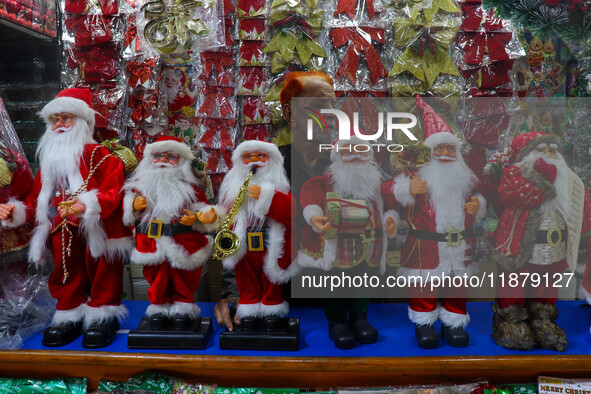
[578,39,591,97]
[483,0,590,42]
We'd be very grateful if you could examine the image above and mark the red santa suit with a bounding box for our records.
[3,89,132,329]
[217,140,298,319]
[490,132,591,305]
[383,129,485,330]
[123,136,215,319]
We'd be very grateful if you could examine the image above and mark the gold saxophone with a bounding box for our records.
[212,169,255,260]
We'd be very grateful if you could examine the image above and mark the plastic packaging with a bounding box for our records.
[0,377,87,393]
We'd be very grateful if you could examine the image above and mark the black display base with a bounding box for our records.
[127,316,212,349]
[219,318,300,351]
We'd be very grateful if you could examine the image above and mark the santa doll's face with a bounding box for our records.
[48,113,77,133]
[339,144,371,163]
[536,142,559,159]
[432,143,457,163]
[242,151,269,167]
[152,151,180,168]
[164,72,181,88]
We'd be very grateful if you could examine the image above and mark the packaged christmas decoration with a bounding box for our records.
[98,372,173,393]
[329,0,382,24]
[0,377,87,393]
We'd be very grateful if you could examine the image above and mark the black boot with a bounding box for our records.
[240,316,258,331]
[172,314,200,331]
[42,320,83,347]
[414,324,438,349]
[328,321,356,349]
[441,324,469,347]
[149,313,168,330]
[263,315,281,331]
[82,318,119,349]
[349,312,378,344]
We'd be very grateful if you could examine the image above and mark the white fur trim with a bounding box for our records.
[78,189,108,259]
[260,301,289,317]
[439,306,470,329]
[383,209,399,239]
[130,248,165,266]
[122,191,138,227]
[396,257,478,281]
[232,140,283,167]
[263,220,300,284]
[303,204,324,233]
[253,182,275,218]
[28,222,51,264]
[2,198,27,228]
[236,302,261,318]
[424,132,461,150]
[473,193,487,223]
[580,287,591,305]
[143,140,194,161]
[408,306,439,326]
[83,304,128,328]
[296,238,338,271]
[221,211,249,271]
[170,302,201,318]
[104,236,134,261]
[51,304,86,325]
[393,174,415,207]
[146,303,171,317]
[131,235,213,270]
[40,96,96,130]
[28,173,54,264]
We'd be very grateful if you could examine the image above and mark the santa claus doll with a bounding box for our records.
[298,136,396,349]
[382,97,486,349]
[489,131,591,351]
[0,88,133,348]
[123,136,217,330]
[217,140,298,329]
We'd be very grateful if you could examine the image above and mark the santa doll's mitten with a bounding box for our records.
[533,158,557,184]
[491,303,534,350]
[527,302,567,352]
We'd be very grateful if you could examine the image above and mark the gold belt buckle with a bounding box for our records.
[147,220,163,239]
[247,232,264,252]
[445,227,463,247]
[547,227,563,247]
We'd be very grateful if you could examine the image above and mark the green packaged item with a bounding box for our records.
[504,384,538,394]
[216,388,299,394]
[0,377,87,394]
[97,372,172,394]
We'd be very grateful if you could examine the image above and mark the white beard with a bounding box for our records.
[125,157,200,222]
[165,85,181,104]
[219,158,290,227]
[326,155,382,201]
[36,118,95,188]
[418,155,477,232]
[517,151,570,218]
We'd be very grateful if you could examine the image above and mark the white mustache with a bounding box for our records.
[435,155,456,162]
[341,154,371,162]
[153,162,175,168]
[53,126,73,134]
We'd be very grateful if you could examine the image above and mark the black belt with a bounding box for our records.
[339,228,383,240]
[408,228,475,246]
[535,228,567,245]
[246,226,268,251]
[136,221,193,238]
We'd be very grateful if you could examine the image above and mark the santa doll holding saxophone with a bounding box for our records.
[382,97,486,349]
[216,140,298,329]
[488,131,591,351]
[123,136,217,330]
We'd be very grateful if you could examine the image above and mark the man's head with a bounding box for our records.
[37,88,97,182]
[280,71,336,143]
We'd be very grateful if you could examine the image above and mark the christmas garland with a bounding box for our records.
[483,0,590,42]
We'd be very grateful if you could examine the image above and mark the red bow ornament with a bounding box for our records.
[330,26,388,85]
[126,58,157,89]
[198,118,237,149]
[198,86,235,118]
[129,90,158,124]
[65,15,115,47]
[205,148,233,173]
[334,0,376,20]
[199,51,236,86]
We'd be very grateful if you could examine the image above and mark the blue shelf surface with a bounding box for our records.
[21,300,591,356]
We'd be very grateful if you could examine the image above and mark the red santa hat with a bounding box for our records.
[39,88,96,130]
[231,140,283,167]
[416,96,461,150]
[509,131,560,162]
[143,135,194,161]
[330,128,374,162]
